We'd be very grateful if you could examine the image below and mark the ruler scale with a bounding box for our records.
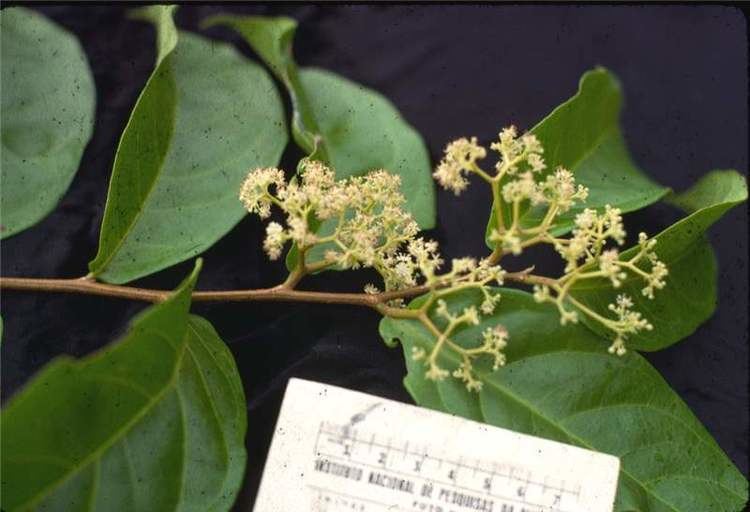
[253,379,619,512]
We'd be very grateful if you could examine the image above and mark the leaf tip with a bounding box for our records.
[579,66,622,96]
[128,4,177,23]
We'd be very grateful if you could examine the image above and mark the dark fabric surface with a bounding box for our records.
[1,5,747,509]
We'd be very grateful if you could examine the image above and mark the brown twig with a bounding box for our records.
[0,268,546,313]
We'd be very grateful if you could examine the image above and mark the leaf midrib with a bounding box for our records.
[429,341,740,511]
[18,330,187,510]
[183,323,232,503]
[91,58,177,277]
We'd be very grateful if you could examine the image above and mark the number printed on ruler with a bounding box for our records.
[252,379,620,512]
[312,421,580,512]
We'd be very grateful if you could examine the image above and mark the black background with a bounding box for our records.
[1,4,747,509]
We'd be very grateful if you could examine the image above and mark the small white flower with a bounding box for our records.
[559,308,579,325]
[608,336,627,356]
[502,171,540,204]
[489,229,523,256]
[480,290,501,314]
[498,125,518,146]
[491,126,546,177]
[540,167,588,213]
[642,259,668,299]
[435,299,452,322]
[635,235,668,299]
[483,325,509,351]
[603,205,625,245]
[239,167,286,218]
[411,346,426,361]
[452,361,482,391]
[425,361,450,381]
[364,283,380,295]
[262,222,286,260]
[600,249,627,288]
[451,257,477,274]
[432,137,486,195]
[463,306,480,326]
[605,294,654,356]
[527,152,546,173]
[574,208,597,230]
[521,133,543,154]
[533,284,551,303]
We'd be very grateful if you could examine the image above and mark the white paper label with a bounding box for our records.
[252,378,620,512]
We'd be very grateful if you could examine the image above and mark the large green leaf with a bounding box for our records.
[0,7,95,239]
[1,260,248,511]
[380,288,748,512]
[485,68,669,246]
[204,15,435,230]
[88,6,287,284]
[570,170,747,351]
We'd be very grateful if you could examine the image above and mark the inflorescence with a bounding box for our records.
[239,125,669,391]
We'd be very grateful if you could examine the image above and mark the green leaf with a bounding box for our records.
[570,170,747,351]
[0,7,95,239]
[667,169,748,215]
[203,15,435,230]
[1,260,248,511]
[88,6,287,284]
[380,288,748,512]
[485,68,669,246]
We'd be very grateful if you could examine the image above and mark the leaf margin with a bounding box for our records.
[379,287,749,511]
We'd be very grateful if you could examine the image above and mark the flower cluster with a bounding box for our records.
[411,296,508,392]
[239,160,504,298]
[525,201,668,354]
[432,137,486,195]
[432,126,591,258]
[606,294,653,355]
[240,160,423,286]
[634,233,669,299]
[406,256,507,390]
[490,167,590,255]
[555,205,626,273]
[528,205,668,354]
[241,122,671,392]
[239,167,285,219]
[434,257,506,307]
[491,125,545,175]
[240,160,513,391]
[450,325,509,391]
[368,237,442,294]
[432,126,549,198]
[434,125,669,358]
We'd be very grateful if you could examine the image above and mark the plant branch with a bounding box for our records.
[0,275,417,307]
[0,268,545,307]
